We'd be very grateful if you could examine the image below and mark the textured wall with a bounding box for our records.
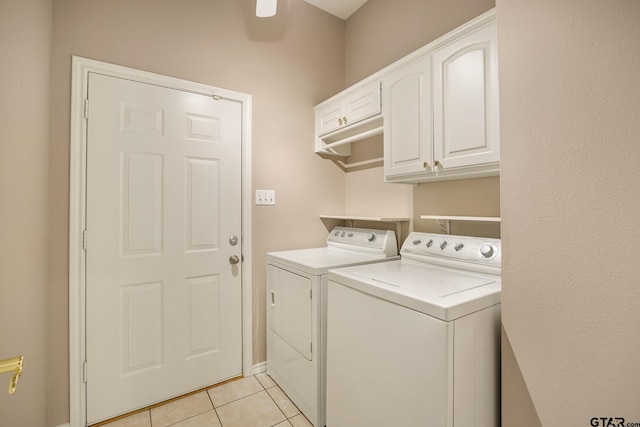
[0,0,51,426]
[498,0,640,424]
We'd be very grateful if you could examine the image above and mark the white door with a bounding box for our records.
[85,73,243,423]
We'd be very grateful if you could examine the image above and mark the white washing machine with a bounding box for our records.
[326,232,501,427]
[266,227,399,427]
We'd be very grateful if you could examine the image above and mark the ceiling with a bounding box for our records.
[303,0,369,20]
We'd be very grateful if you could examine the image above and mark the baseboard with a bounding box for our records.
[56,423,71,427]
[252,361,267,375]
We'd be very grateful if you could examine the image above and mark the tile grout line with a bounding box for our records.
[256,374,291,426]
[204,386,224,427]
[264,387,289,427]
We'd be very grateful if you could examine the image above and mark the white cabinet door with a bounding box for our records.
[342,81,381,127]
[315,81,380,137]
[383,56,433,180]
[432,21,499,169]
[316,98,344,136]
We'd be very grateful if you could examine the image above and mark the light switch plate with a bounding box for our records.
[255,189,275,205]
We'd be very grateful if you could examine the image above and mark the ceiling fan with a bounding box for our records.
[256,0,277,17]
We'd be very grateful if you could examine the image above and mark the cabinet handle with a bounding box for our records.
[343,116,348,124]
[338,118,343,126]
[434,160,443,169]
[423,162,431,170]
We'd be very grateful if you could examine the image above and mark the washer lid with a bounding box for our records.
[328,260,501,321]
[362,263,494,297]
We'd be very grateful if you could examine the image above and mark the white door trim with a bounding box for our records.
[69,56,252,427]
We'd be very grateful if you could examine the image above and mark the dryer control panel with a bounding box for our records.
[401,232,501,274]
[327,227,398,257]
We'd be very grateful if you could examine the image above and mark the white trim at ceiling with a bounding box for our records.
[303,0,368,20]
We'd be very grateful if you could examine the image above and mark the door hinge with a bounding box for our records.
[83,361,87,383]
[310,342,313,354]
[83,229,87,251]
[84,99,89,119]
[309,289,312,299]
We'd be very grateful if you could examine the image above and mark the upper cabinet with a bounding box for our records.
[314,8,499,182]
[315,81,382,156]
[384,12,499,183]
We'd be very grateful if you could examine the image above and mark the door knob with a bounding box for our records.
[229,236,239,246]
[229,255,240,265]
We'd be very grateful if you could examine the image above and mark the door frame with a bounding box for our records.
[69,56,253,427]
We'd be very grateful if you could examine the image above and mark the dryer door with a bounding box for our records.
[267,265,312,360]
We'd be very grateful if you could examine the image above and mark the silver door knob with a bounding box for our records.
[229,236,239,246]
[229,255,240,265]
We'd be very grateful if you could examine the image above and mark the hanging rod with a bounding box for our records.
[336,156,383,170]
[322,126,384,151]
[0,355,23,395]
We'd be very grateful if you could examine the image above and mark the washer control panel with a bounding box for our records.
[401,232,501,270]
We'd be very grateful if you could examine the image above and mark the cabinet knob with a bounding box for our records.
[338,118,343,126]
[423,162,431,170]
[343,116,348,124]
[434,160,443,169]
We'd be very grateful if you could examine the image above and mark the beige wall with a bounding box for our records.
[498,0,640,424]
[48,0,345,424]
[342,0,497,239]
[413,177,501,238]
[0,0,52,425]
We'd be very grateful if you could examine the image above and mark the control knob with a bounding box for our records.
[479,244,497,258]
[412,239,422,245]
[439,241,448,250]
[426,239,433,248]
[367,233,376,242]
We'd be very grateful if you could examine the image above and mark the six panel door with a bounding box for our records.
[85,73,243,423]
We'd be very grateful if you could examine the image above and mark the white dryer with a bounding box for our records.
[326,232,502,427]
[266,227,399,427]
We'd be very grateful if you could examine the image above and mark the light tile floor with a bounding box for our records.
[98,373,313,427]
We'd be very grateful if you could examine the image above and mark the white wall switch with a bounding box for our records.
[255,189,276,205]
